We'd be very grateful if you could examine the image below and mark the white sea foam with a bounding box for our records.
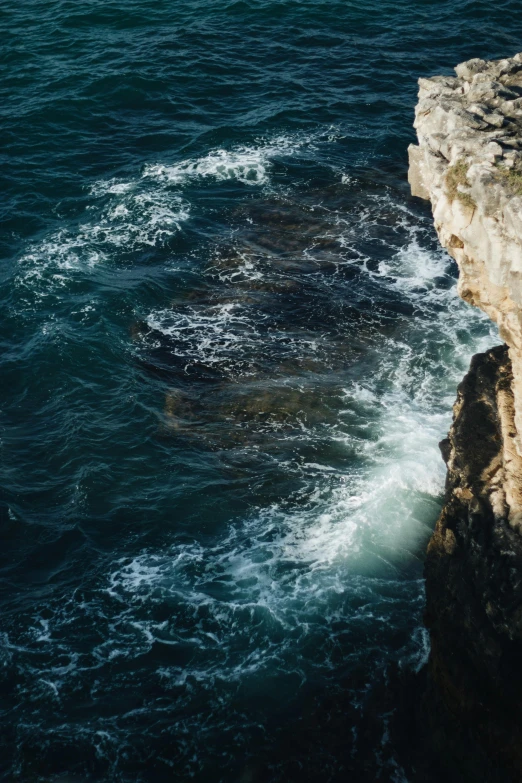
[207,249,265,284]
[15,184,189,301]
[143,129,335,187]
[146,301,262,374]
[15,130,329,301]
[144,297,332,380]
[145,147,271,186]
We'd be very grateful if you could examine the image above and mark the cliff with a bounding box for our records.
[408,54,522,781]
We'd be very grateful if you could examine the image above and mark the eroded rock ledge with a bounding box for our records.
[409,54,522,781]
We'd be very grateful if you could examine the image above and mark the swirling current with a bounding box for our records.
[1,1,520,780]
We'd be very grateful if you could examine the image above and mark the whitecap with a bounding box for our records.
[15,188,190,301]
[142,129,334,188]
[145,147,271,186]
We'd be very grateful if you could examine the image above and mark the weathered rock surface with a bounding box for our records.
[424,345,522,780]
[410,52,522,474]
[409,53,522,780]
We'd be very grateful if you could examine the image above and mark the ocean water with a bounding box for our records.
[0,1,519,780]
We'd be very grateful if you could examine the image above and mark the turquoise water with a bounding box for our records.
[0,1,517,780]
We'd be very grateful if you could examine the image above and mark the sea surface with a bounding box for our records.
[0,1,520,780]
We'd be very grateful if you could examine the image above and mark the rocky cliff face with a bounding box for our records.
[409,54,522,781]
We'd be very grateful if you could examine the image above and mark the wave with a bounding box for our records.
[142,130,333,186]
[13,128,343,306]
[14,189,190,303]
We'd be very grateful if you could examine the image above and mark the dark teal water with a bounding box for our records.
[0,1,518,780]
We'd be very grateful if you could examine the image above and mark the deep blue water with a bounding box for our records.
[0,1,519,780]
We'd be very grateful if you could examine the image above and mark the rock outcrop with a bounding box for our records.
[409,54,522,781]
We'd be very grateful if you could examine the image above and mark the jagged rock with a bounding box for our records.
[408,53,522,781]
[409,52,522,466]
[424,346,522,781]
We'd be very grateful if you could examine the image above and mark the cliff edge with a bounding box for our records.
[409,54,522,781]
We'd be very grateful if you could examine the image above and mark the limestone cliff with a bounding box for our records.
[408,54,522,781]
